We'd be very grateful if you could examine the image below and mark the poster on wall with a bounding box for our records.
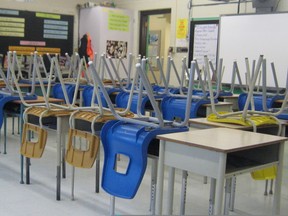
[188,19,219,69]
[0,8,74,59]
[106,40,128,59]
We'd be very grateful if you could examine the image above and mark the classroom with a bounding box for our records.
[0,0,288,215]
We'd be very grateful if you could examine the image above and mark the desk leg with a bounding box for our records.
[4,112,7,154]
[156,140,165,215]
[166,167,175,215]
[214,153,227,215]
[150,157,157,215]
[224,178,232,215]
[20,104,24,184]
[26,158,30,184]
[61,135,66,179]
[180,170,188,215]
[56,117,62,201]
[273,142,284,214]
[95,149,100,193]
[209,178,216,215]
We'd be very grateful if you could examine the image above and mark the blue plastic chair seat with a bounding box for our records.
[82,85,121,107]
[238,93,284,111]
[101,120,188,199]
[0,93,37,128]
[116,92,149,114]
[161,96,212,121]
[52,83,75,104]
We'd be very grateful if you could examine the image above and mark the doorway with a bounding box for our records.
[139,9,171,83]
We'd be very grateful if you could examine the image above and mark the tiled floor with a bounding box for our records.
[1,117,288,215]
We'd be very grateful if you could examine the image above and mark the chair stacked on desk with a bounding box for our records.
[65,62,135,199]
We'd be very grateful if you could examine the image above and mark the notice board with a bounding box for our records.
[188,19,219,69]
[218,13,288,87]
[0,8,74,58]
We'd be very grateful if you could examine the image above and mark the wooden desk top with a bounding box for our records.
[202,102,233,107]
[157,128,287,153]
[189,117,251,129]
[275,99,287,104]
[189,117,288,129]
[219,94,239,99]
[12,96,64,104]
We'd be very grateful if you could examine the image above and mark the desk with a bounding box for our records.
[201,102,233,116]
[155,128,287,215]
[219,94,239,111]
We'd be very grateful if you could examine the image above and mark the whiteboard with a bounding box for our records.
[189,20,219,69]
[218,13,288,87]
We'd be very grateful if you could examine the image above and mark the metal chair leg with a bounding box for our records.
[110,196,115,216]
[95,150,100,193]
[229,176,236,211]
[71,166,75,200]
[264,180,268,196]
[269,179,274,195]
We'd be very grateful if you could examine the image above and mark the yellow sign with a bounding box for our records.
[108,11,129,32]
[176,19,188,39]
[0,27,24,32]
[36,12,60,20]
[0,17,25,23]
[0,32,24,37]
[36,47,61,54]
[0,22,24,27]
[9,46,35,52]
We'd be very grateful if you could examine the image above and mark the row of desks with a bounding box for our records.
[3,92,288,214]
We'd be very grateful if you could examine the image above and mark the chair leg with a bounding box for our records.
[269,179,274,195]
[12,116,15,135]
[71,166,75,200]
[18,116,20,134]
[62,136,66,179]
[203,176,208,184]
[264,180,268,196]
[110,196,115,216]
[180,170,188,215]
[4,113,7,154]
[95,150,100,193]
[229,176,236,211]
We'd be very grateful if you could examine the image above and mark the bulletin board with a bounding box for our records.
[0,8,74,58]
[188,18,219,69]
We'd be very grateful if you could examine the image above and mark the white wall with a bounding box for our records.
[277,0,288,11]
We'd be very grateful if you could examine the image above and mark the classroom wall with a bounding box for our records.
[277,0,288,11]
[113,0,257,85]
[114,0,287,86]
